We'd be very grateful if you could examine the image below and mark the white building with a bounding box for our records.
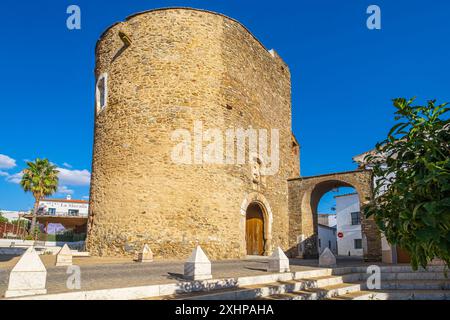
[0,211,28,222]
[318,224,337,255]
[21,195,91,234]
[353,150,408,263]
[318,213,337,228]
[335,193,363,257]
[38,195,89,217]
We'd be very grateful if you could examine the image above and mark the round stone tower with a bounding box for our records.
[87,8,299,259]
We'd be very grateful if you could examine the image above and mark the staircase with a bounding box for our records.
[156,265,449,300]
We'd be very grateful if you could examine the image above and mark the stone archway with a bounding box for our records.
[288,170,381,261]
[240,193,273,256]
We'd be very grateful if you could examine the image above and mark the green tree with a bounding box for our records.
[364,98,449,270]
[10,219,28,229]
[0,212,8,224]
[20,159,59,232]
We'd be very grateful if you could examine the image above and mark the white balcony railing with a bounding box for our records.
[36,210,88,218]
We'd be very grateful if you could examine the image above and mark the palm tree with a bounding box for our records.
[20,159,59,233]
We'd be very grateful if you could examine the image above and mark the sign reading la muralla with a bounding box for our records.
[40,201,88,210]
[171,121,280,176]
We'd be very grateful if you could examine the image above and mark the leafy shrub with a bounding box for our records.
[364,98,449,270]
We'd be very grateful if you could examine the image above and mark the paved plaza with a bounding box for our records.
[0,255,370,297]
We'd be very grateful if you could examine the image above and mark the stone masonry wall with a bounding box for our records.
[86,8,298,260]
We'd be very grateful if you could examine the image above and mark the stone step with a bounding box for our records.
[368,290,450,300]
[261,283,362,300]
[342,272,449,282]
[261,287,450,301]
[298,275,344,288]
[161,286,258,301]
[328,290,376,300]
[394,272,449,280]
[328,289,450,301]
[340,265,446,274]
[164,275,349,300]
[173,281,303,300]
[260,285,450,301]
[260,292,318,301]
[171,282,293,300]
[360,279,450,290]
[298,283,362,299]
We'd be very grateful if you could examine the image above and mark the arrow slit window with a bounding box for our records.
[96,73,108,113]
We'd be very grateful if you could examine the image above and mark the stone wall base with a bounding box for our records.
[86,237,244,260]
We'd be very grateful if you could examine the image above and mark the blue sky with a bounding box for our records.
[0,0,449,212]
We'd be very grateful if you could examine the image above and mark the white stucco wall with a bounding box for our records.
[318,214,337,227]
[0,211,28,222]
[38,199,89,217]
[327,215,337,227]
[318,225,337,254]
[335,193,363,257]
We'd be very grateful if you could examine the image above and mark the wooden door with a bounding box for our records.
[246,204,265,255]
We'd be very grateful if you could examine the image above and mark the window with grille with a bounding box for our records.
[68,209,79,216]
[351,212,361,225]
[354,239,362,249]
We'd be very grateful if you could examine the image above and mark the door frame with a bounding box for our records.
[240,193,273,256]
[245,202,266,256]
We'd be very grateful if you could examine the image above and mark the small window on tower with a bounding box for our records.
[96,73,108,113]
[291,135,299,156]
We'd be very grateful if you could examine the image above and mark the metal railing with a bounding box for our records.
[36,210,88,218]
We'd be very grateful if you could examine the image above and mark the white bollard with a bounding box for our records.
[319,247,337,267]
[5,247,47,298]
[184,246,212,281]
[137,244,153,263]
[267,247,290,273]
[56,244,73,267]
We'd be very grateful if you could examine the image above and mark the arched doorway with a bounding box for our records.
[246,203,265,256]
[287,170,382,261]
[298,179,360,258]
[317,187,363,259]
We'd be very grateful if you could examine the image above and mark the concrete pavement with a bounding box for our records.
[1,256,331,297]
